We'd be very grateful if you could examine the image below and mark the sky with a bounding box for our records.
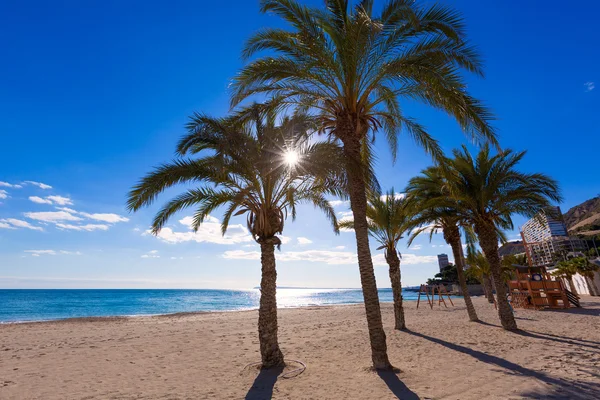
[0,0,598,289]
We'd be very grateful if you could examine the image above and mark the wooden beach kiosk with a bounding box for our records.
[507,265,578,309]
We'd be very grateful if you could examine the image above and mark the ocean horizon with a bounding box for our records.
[0,288,431,323]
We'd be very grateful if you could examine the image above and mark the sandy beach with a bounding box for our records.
[1,296,599,399]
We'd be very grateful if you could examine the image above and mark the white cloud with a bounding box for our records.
[584,81,595,92]
[380,193,405,201]
[24,181,52,189]
[0,222,15,229]
[24,211,82,223]
[46,195,73,206]
[79,212,129,223]
[224,248,439,266]
[334,245,345,250]
[56,223,110,231]
[0,190,7,200]
[329,200,349,207]
[278,235,291,245]
[29,196,53,204]
[222,250,261,260]
[1,218,44,231]
[24,249,82,256]
[394,253,438,265]
[141,250,160,259]
[151,215,252,245]
[25,250,57,256]
[409,244,422,250]
[0,182,23,189]
[338,211,354,232]
[59,250,82,255]
[297,237,313,245]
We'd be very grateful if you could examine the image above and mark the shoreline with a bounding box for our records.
[1,294,466,325]
[0,300,378,325]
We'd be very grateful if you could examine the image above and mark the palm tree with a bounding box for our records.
[466,246,516,302]
[551,260,579,296]
[405,166,479,322]
[231,0,497,369]
[340,189,411,330]
[465,248,495,303]
[446,145,562,330]
[127,105,344,368]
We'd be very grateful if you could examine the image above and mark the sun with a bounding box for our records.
[283,150,299,166]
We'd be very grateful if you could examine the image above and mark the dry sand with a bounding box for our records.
[1,296,599,399]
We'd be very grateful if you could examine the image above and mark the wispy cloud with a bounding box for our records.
[0,190,7,200]
[29,196,53,205]
[329,200,349,207]
[0,182,23,189]
[56,223,110,231]
[24,211,82,223]
[141,250,160,258]
[0,218,44,231]
[150,215,252,245]
[24,249,82,257]
[24,181,52,189]
[584,82,595,92]
[297,237,313,245]
[78,212,129,223]
[223,249,437,266]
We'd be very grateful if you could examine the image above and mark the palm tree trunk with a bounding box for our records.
[567,276,578,296]
[258,239,284,368]
[445,226,479,321]
[482,274,495,303]
[386,249,406,330]
[341,133,391,370]
[475,223,518,331]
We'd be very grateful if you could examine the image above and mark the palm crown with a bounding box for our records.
[231,0,498,159]
[341,189,411,258]
[127,105,345,244]
[446,145,563,229]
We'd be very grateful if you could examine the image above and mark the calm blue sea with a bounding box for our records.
[0,288,423,323]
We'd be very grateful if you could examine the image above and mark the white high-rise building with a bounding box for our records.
[521,207,587,267]
[521,206,567,243]
[437,253,449,272]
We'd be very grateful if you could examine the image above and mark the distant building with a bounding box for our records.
[521,207,587,267]
[521,207,568,243]
[437,253,449,272]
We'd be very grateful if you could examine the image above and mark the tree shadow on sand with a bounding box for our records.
[405,330,600,399]
[376,370,420,400]
[475,321,600,351]
[245,365,284,400]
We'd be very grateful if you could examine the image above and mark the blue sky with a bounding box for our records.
[0,0,598,289]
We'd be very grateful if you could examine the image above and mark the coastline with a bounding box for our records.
[0,288,437,324]
[1,296,599,399]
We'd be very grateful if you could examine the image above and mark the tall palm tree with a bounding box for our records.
[231,0,497,369]
[127,105,344,368]
[340,189,411,330]
[446,145,562,330]
[404,166,479,322]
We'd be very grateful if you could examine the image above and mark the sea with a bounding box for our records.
[0,288,425,323]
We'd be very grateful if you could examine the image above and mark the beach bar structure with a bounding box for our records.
[507,265,574,309]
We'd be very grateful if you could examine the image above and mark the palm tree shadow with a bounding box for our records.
[405,330,600,398]
[245,365,285,400]
[377,370,420,400]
